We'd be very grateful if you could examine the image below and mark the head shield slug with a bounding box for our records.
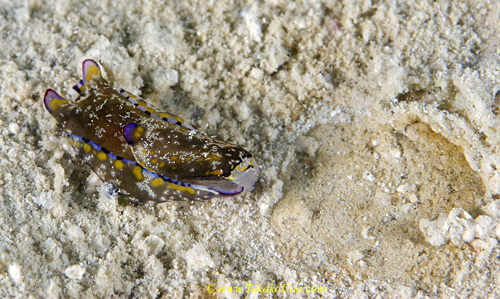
[43,59,259,203]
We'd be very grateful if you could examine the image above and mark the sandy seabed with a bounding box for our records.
[1,0,500,298]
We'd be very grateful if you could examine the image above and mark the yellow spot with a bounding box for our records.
[151,178,164,187]
[138,101,147,107]
[197,157,205,162]
[68,138,74,146]
[133,166,143,180]
[171,155,178,162]
[146,107,156,113]
[142,149,146,154]
[97,152,107,161]
[114,160,124,170]
[133,126,144,139]
[167,183,195,194]
[205,171,210,175]
[150,151,155,155]
[151,158,158,164]
[208,155,222,161]
[75,141,81,148]
[185,156,191,162]
[159,162,165,168]
[85,65,101,81]
[48,98,68,111]
[212,169,223,176]
[140,162,145,167]
[92,150,96,155]
[83,143,91,153]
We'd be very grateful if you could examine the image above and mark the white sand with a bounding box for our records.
[1,0,500,297]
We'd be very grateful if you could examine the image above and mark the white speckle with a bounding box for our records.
[249,67,263,80]
[64,265,86,280]
[396,184,408,193]
[363,171,376,182]
[361,226,375,240]
[8,122,20,134]
[146,235,165,255]
[408,192,419,203]
[330,107,341,117]
[240,7,262,42]
[8,263,22,283]
[233,101,250,121]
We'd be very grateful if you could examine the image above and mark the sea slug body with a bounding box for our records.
[43,59,258,203]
